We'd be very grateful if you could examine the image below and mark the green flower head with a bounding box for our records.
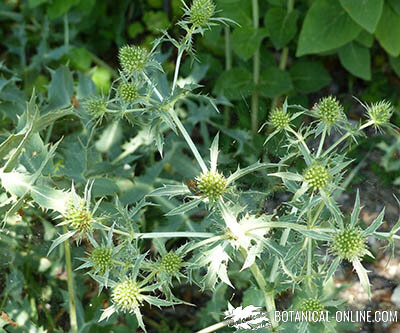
[112,279,142,312]
[64,198,94,233]
[196,170,227,201]
[161,251,182,274]
[366,100,393,127]
[313,96,343,125]
[189,0,216,27]
[118,82,140,103]
[85,97,107,118]
[91,247,113,274]
[269,107,290,131]
[332,227,367,261]
[119,45,148,75]
[299,298,325,323]
[303,164,330,190]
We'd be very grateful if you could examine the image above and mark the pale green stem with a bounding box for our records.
[251,0,260,134]
[168,110,208,172]
[287,127,310,154]
[63,226,78,333]
[172,48,184,94]
[240,248,277,328]
[195,320,230,333]
[310,201,325,228]
[186,235,227,253]
[63,14,69,47]
[322,120,374,157]
[270,0,294,111]
[224,26,232,128]
[316,126,327,158]
[306,238,312,283]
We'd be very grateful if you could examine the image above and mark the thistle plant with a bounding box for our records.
[1,2,400,333]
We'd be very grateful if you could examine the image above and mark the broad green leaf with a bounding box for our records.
[213,68,253,100]
[289,61,331,93]
[338,42,371,80]
[339,0,383,33]
[258,67,293,98]
[95,121,122,153]
[388,0,400,15]
[376,5,400,57]
[389,56,400,77]
[231,27,269,61]
[356,30,374,48]
[47,66,73,110]
[297,0,361,56]
[91,178,120,197]
[265,8,299,49]
[47,0,79,19]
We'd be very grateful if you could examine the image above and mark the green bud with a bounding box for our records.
[189,0,216,27]
[64,199,94,233]
[119,45,148,75]
[299,298,325,323]
[196,170,227,201]
[313,96,343,125]
[366,100,393,127]
[269,108,290,131]
[332,228,367,261]
[303,164,329,190]
[112,279,142,312]
[91,247,113,274]
[85,97,107,118]
[161,252,182,274]
[118,82,139,103]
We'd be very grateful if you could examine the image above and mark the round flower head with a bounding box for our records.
[64,198,94,233]
[118,82,139,103]
[91,247,113,274]
[299,298,325,323]
[112,279,142,312]
[332,227,367,261]
[303,164,329,190]
[161,251,182,274]
[313,96,343,125]
[189,0,216,27]
[119,45,148,75]
[196,170,227,201]
[269,107,290,131]
[85,97,107,118]
[366,100,393,127]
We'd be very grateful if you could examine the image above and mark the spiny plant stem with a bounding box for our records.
[269,228,290,282]
[63,226,78,333]
[143,72,208,172]
[240,248,277,328]
[316,126,327,157]
[287,127,310,154]
[172,48,184,94]
[251,0,260,134]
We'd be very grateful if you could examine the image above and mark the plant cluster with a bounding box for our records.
[0,1,400,333]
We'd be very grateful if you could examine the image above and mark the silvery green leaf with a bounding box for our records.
[141,295,179,308]
[350,189,361,228]
[363,208,385,235]
[165,198,202,216]
[148,185,190,197]
[352,258,371,299]
[298,229,332,241]
[228,162,280,184]
[268,172,303,182]
[209,132,219,172]
[98,305,116,322]
[323,256,341,285]
[47,230,77,256]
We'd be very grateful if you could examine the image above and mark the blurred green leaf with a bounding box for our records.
[297,0,361,56]
[289,61,331,93]
[338,42,371,80]
[376,4,400,57]
[265,8,299,50]
[231,27,269,61]
[213,68,253,100]
[339,0,383,33]
[258,67,293,98]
